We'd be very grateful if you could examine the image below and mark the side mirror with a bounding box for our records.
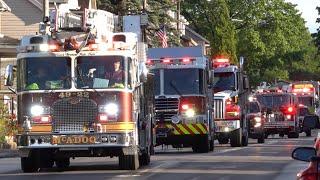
[4,65,15,86]
[243,76,249,90]
[139,62,148,83]
[292,147,316,162]
[303,115,319,129]
[208,70,214,86]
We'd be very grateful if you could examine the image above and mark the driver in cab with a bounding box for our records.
[105,61,124,88]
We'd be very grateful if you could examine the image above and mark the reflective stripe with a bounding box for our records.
[177,124,190,134]
[196,123,207,134]
[187,124,200,134]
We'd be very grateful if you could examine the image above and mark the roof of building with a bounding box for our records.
[0,0,11,12]
[185,26,210,45]
[0,35,19,45]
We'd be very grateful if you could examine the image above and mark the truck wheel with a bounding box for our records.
[192,136,209,153]
[139,148,151,166]
[218,137,228,144]
[242,130,248,146]
[288,132,299,138]
[209,139,214,151]
[257,133,265,144]
[119,154,139,170]
[230,129,242,147]
[21,157,38,173]
[55,158,70,169]
[305,129,312,137]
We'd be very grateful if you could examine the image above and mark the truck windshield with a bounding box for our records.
[151,69,160,95]
[256,94,291,109]
[163,69,203,95]
[298,97,313,107]
[75,56,126,89]
[248,102,260,113]
[18,57,71,91]
[213,72,235,92]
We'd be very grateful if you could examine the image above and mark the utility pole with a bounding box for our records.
[177,0,180,35]
[43,0,50,34]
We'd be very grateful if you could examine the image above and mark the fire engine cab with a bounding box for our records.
[147,47,215,153]
[255,89,300,138]
[288,82,317,113]
[4,1,154,172]
[212,57,250,147]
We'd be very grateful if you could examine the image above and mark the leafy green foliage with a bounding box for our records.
[228,0,319,84]
[0,102,10,143]
[181,0,237,62]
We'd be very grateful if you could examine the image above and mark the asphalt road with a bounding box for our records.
[0,132,316,180]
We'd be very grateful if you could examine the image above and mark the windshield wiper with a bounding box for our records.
[169,81,183,97]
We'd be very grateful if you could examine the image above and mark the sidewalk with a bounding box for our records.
[0,149,18,158]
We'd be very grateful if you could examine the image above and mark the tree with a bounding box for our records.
[181,0,237,62]
[228,0,318,84]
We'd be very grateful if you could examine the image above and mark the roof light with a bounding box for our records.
[39,44,49,51]
[162,59,171,63]
[182,58,191,63]
[213,57,230,68]
[146,59,152,65]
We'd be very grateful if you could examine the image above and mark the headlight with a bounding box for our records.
[100,103,119,116]
[254,117,261,123]
[186,109,195,118]
[254,123,261,128]
[30,105,44,116]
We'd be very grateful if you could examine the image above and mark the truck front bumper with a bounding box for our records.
[214,120,240,133]
[16,132,136,157]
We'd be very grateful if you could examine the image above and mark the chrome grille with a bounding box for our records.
[155,97,179,121]
[52,98,98,133]
[214,99,224,119]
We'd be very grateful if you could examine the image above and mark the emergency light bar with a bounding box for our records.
[213,58,230,68]
[146,58,196,66]
[292,84,314,93]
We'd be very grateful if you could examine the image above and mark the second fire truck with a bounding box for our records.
[212,57,250,147]
[147,47,215,153]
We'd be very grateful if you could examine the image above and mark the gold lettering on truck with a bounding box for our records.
[51,136,96,145]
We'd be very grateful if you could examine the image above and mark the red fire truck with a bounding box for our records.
[4,2,154,172]
[255,90,300,138]
[147,47,215,153]
[212,57,250,147]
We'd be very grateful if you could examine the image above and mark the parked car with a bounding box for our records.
[292,146,320,180]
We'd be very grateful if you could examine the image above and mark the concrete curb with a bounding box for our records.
[0,149,19,158]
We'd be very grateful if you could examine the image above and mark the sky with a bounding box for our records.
[285,0,320,33]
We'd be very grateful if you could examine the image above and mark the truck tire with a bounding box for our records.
[257,133,265,144]
[21,157,38,173]
[119,154,139,170]
[230,129,242,147]
[305,129,312,137]
[279,133,285,138]
[55,158,70,169]
[242,130,248,146]
[218,137,228,144]
[192,136,210,153]
[288,132,299,138]
[209,139,214,151]
[139,148,151,166]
